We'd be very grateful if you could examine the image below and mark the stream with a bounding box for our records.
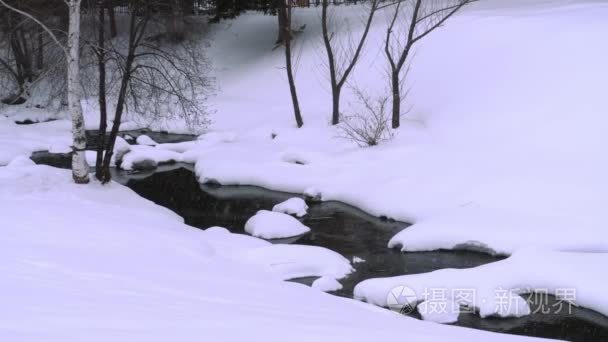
[29,131,608,342]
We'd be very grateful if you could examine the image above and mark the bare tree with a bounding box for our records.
[321,0,379,125]
[338,85,393,147]
[90,1,212,183]
[385,0,475,128]
[278,0,304,128]
[0,0,90,183]
[93,0,108,180]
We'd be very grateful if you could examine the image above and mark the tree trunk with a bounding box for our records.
[331,86,341,125]
[391,69,400,129]
[95,2,108,181]
[67,0,89,184]
[280,0,303,128]
[101,12,139,183]
[108,0,117,38]
[321,0,339,125]
[276,2,287,44]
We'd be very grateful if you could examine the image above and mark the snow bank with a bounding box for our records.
[354,249,608,320]
[272,197,309,217]
[239,244,353,280]
[0,164,541,341]
[85,136,131,167]
[136,134,158,146]
[388,206,608,255]
[0,117,72,165]
[312,276,343,292]
[120,145,183,171]
[1,104,65,124]
[245,210,311,239]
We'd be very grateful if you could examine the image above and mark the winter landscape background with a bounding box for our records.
[1,0,607,341]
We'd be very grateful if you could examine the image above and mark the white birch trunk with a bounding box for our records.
[67,0,89,183]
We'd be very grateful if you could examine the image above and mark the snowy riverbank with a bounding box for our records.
[0,160,544,341]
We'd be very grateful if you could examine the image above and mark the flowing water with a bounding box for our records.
[31,143,608,341]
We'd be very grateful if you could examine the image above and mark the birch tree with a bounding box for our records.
[0,0,89,183]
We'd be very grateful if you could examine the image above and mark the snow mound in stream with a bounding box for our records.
[120,145,183,171]
[136,134,158,146]
[272,197,309,217]
[417,300,461,324]
[245,210,311,239]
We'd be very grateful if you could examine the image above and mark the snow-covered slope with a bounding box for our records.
[0,161,542,341]
[192,0,608,255]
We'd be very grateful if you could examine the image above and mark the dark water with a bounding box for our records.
[31,154,608,342]
[85,129,196,148]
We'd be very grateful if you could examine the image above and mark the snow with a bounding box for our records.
[7,155,37,168]
[120,145,183,171]
[272,197,308,217]
[201,226,272,251]
[244,210,311,239]
[136,134,158,146]
[0,104,65,123]
[354,249,608,320]
[388,206,608,255]
[1,0,607,338]
[0,164,541,341]
[182,0,608,260]
[352,256,366,264]
[0,116,72,165]
[239,244,353,280]
[312,276,343,292]
[417,300,461,324]
[85,136,131,167]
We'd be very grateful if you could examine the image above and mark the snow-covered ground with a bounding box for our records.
[190,0,608,256]
[0,161,543,341]
[1,0,607,338]
[190,0,608,320]
[0,116,72,166]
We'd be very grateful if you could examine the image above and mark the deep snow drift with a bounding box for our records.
[0,162,541,341]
